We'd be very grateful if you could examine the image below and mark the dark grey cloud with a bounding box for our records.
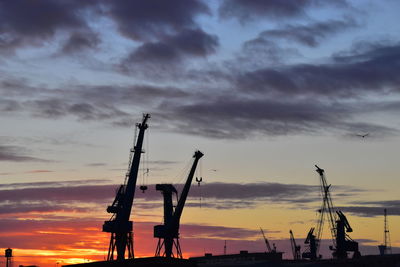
[0,202,86,214]
[181,224,264,239]
[0,0,98,52]
[25,98,129,121]
[0,79,191,127]
[105,0,210,41]
[0,145,50,162]
[241,39,300,66]
[247,18,358,48]
[0,181,322,215]
[0,99,21,112]
[61,30,100,54]
[156,96,394,139]
[120,29,218,74]
[237,42,400,97]
[219,0,348,22]
[338,206,400,217]
[0,179,110,189]
[0,184,114,203]
[338,200,400,217]
[129,29,218,62]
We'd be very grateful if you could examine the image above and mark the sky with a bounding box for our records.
[1,0,400,266]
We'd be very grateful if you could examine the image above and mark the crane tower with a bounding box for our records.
[154,150,204,258]
[102,114,150,261]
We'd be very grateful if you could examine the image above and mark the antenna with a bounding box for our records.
[379,209,392,255]
[224,240,227,255]
[378,209,391,255]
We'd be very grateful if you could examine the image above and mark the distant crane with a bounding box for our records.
[260,228,276,253]
[378,209,392,255]
[154,150,204,258]
[102,114,150,261]
[303,165,360,260]
[289,230,301,260]
[314,165,337,255]
[302,227,317,260]
[335,211,360,259]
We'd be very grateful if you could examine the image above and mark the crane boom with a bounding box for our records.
[290,230,301,260]
[154,150,204,258]
[260,228,272,253]
[172,150,203,226]
[309,165,360,259]
[103,114,150,261]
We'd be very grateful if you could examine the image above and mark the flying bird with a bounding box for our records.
[356,133,369,138]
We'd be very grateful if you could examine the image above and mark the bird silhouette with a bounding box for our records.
[356,133,369,138]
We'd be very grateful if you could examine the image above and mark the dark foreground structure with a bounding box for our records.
[63,257,196,267]
[63,254,400,267]
[190,253,400,267]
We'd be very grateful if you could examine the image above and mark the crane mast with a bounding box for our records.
[303,165,359,260]
[314,165,337,256]
[260,228,272,253]
[302,227,317,260]
[289,230,301,260]
[154,150,204,258]
[102,114,150,261]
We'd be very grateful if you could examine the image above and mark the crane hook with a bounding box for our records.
[140,185,148,193]
[195,177,202,186]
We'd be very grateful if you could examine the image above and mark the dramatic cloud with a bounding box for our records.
[338,200,400,217]
[61,30,100,54]
[124,29,218,64]
[105,0,210,41]
[0,202,86,215]
[236,42,400,97]
[0,0,97,51]
[246,18,358,48]
[0,185,113,203]
[219,0,348,22]
[0,181,323,216]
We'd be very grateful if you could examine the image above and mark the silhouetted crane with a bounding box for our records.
[290,230,301,260]
[154,150,204,258]
[335,211,360,259]
[260,228,276,253]
[302,227,317,260]
[102,114,150,261]
[303,165,360,260]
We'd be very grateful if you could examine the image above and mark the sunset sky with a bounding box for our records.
[1,0,400,266]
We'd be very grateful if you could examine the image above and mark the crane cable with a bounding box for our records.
[124,123,138,186]
[140,127,149,193]
[195,158,203,208]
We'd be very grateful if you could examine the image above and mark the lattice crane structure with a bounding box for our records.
[154,150,204,258]
[303,165,360,260]
[102,114,150,261]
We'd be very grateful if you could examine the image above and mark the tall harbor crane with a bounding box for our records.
[102,114,150,261]
[303,165,359,260]
[154,150,204,258]
[260,228,275,253]
[289,230,301,260]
